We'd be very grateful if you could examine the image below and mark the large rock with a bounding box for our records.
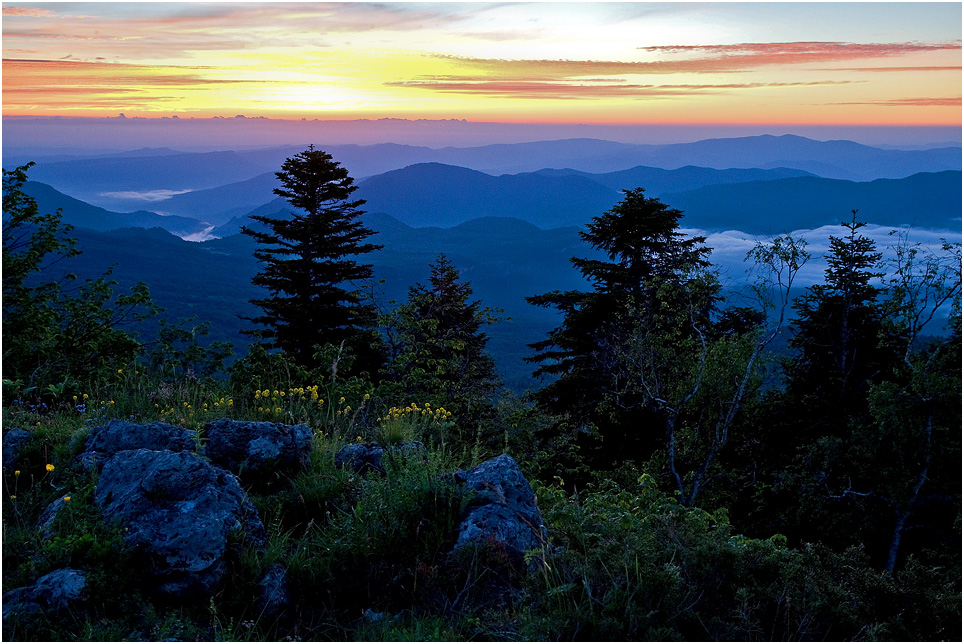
[3,427,32,473]
[2,568,86,621]
[454,454,546,560]
[79,420,196,470]
[334,441,425,476]
[257,564,292,619]
[203,419,312,480]
[38,494,72,539]
[95,449,265,598]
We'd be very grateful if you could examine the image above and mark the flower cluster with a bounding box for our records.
[253,386,325,416]
[154,396,231,426]
[378,402,452,425]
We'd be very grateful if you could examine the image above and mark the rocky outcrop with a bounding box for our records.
[3,427,32,473]
[95,448,265,598]
[454,454,546,561]
[2,568,87,622]
[202,419,312,482]
[78,420,196,470]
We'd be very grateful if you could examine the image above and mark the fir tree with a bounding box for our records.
[242,146,383,372]
[526,188,714,463]
[382,254,501,424]
[785,213,894,419]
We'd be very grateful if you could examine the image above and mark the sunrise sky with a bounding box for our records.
[2,2,961,126]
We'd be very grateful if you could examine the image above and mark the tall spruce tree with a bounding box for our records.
[242,146,383,372]
[381,254,501,425]
[763,215,904,559]
[785,213,895,422]
[526,188,714,464]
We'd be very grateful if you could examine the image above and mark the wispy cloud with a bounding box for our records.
[809,66,962,73]
[836,97,962,107]
[637,41,963,72]
[388,78,859,100]
[3,6,58,18]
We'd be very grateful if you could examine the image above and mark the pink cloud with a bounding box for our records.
[2,6,57,17]
[386,79,858,100]
[636,41,963,71]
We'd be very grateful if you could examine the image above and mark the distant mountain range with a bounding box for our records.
[15,134,961,213]
[20,181,211,237]
[669,171,963,233]
[21,164,962,240]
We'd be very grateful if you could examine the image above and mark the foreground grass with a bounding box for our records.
[3,375,960,641]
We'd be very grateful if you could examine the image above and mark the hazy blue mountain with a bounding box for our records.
[20,181,210,237]
[25,150,267,211]
[18,135,959,215]
[533,165,814,195]
[371,135,960,179]
[354,162,622,228]
[630,134,961,181]
[156,172,282,224]
[158,163,814,230]
[209,197,291,237]
[2,146,186,168]
[668,171,962,233]
[208,165,961,236]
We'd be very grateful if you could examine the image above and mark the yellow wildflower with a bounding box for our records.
[63,496,71,502]
[14,470,20,477]
[45,464,55,472]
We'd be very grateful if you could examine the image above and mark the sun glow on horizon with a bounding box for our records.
[2,2,960,127]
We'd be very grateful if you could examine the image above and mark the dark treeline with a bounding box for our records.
[2,148,961,641]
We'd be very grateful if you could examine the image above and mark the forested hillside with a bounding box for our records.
[3,142,961,641]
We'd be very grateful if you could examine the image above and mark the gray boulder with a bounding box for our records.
[3,427,32,473]
[334,443,386,474]
[38,494,72,539]
[454,454,546,561]
[95,449,265,598]
[334,441,425,475]
[257,564,292,619]
[2,568,86,622]
[78,420,196,470]
[203,419,312,480]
